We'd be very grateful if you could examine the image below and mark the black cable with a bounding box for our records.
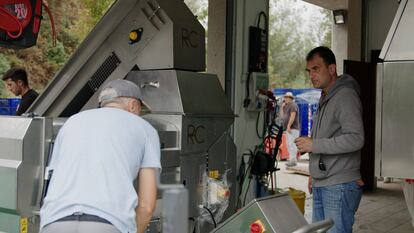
[203,206,217,228]
[189,217,196,233]
[243,175,253,207]
[237,150,255,209]
[40,141,54,207]
[243,72,252,108]
[243,147,257,206]
[238,147,259,208]
[270,125,283,173]
[262,109,267,139]
[256,111,263,139]
[238,156,246,188]
[274,155,279,173]
[236,156,246,208]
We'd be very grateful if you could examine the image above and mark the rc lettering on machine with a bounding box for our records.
[187,124,205,144]
[181,27,199,48]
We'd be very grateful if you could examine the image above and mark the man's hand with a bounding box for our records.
[294,137,313,153]
[286,126,291,133]
[308,176,313,194]
[356,179,365,187]
[136,168,158,233]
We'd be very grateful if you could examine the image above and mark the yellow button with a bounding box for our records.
[208,170,219,179]
[129,31,138,41]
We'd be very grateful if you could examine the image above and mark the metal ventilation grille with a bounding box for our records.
[60,52,121,117]
[87,53,121,91]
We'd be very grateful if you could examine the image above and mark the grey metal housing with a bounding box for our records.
[376,0,414,178]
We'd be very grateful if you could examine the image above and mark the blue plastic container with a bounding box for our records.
[0,98,21,115]
[9,98,21,108]
[297,103,318,137]
[10,107,18,115]
[0,99,9,107]
[0,107,10,115]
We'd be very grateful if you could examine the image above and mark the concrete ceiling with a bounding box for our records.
[302,0,348,10]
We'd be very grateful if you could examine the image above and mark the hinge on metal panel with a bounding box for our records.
[141,1,166,30]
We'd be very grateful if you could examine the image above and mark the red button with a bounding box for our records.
[250,223,262,233]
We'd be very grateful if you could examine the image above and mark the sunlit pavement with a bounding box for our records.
[276,158,312,223]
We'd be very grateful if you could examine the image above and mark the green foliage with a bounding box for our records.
[0,54,11,97]
[59,30,80,54]
[81,0,115,27]
[0,54,10,75]
[184,0,208,29]
[319,9,333,47]
[46,41,68,66]
[0,0,116,93]
[268,0,332,88]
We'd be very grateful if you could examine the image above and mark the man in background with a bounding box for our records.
[2,68,38,115]
[40,79,161,233]
[281,91,300,167]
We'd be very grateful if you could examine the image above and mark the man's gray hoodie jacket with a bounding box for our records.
[310,74,364,187]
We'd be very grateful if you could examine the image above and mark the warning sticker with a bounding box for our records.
[20,217,28,233]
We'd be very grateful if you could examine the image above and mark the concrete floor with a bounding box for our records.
[275,159,414,233]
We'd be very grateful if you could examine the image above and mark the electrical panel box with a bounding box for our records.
[247,72,269,112]
[248,26,268,73]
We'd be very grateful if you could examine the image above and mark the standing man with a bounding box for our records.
[295,46,364,233]
[1,68,38,115]
[40,79,161,233]
[281,92,300,167]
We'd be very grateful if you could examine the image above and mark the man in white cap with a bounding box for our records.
[281,91,300,167]
[40,79,161,233]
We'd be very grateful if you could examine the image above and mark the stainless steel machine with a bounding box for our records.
[375,0,414,225]
[376,0,414,179]
[0,117,53,232]
[211,194,333,233]
[0,0,236,232]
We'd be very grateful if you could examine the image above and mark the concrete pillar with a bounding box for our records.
[231,0,269,158]
[347,0,362,61]
[332,0,362,74]
[332,23,348,74]
[207,0,226,89]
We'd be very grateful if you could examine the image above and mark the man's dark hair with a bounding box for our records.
[306,46,336,65]
[2,68,28,86]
